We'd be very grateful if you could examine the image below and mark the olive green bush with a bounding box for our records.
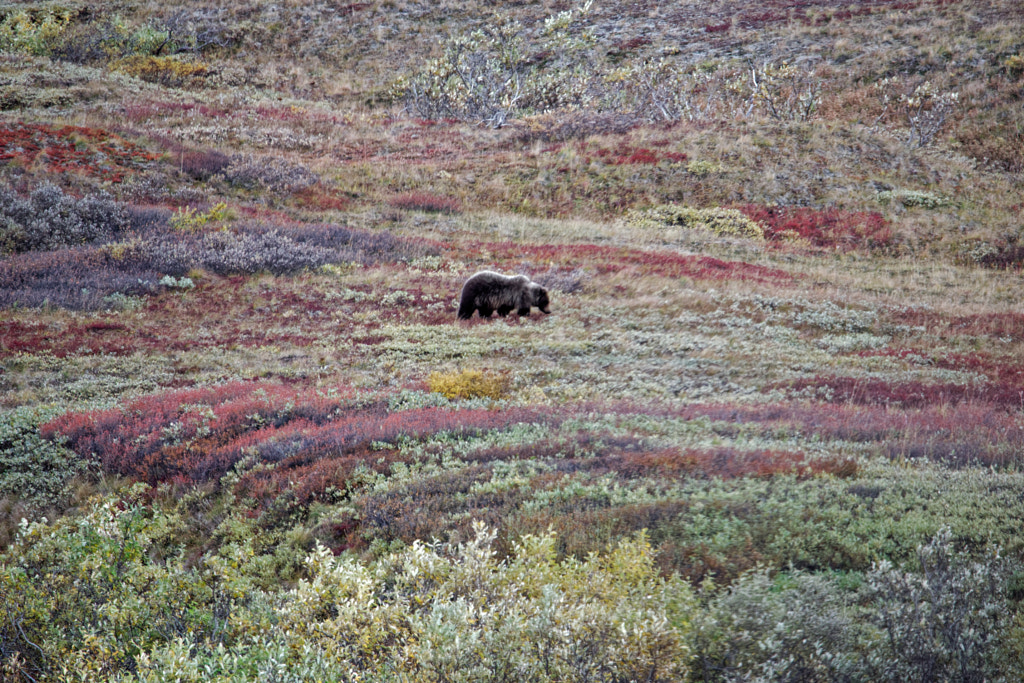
[865,527,1024,683]
[692,570,867,682]
[625,205,766,240]
[0,5,78,56]
[689,528,1024,682]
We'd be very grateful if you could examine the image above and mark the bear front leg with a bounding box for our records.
[497,305,513,317]
[478,306,494,318]
[517,307,531,316]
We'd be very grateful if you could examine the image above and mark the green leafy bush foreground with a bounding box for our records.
[3,486,1022,682]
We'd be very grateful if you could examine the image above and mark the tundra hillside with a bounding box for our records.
[1,0,1024,680]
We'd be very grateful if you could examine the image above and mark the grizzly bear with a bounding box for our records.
[457,271,551,320]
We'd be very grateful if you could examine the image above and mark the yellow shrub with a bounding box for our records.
[111,55,208,85]
[102,237,145,262]
[169,202,232,233]
[427,369,510,400]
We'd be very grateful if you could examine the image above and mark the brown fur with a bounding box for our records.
[457,271,551,320]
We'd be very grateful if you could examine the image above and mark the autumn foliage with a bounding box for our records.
[43,383,550,500]
[738,205,893,250]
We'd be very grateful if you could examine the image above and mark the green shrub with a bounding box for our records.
[0,485,239,681]
[692,570,867,681]
[1,495,696,683]
[876,188,952,209]
[691,528,1024,682]
[0,7,75,56]
[1005,54,1024,78]
[277,523,696,683]
[686,159,719,178]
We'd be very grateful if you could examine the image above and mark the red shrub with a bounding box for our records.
[738,205,893,250]
[457,432,647,464]
[885,309,1024,345]
[0,266,453,359]
[972,245,1024,270]
[0,245,166,313]
[122,101,230,122]
[44,383,551,491]
[597,399,1024,467]
[294,186,351,210]
[340,2,370,13]
[0,123,159,182]
[177,149,232,180]
[592,143,687,166]
[508,500,758,582]
[613,37,651,52]
[42,382,354,477]
[353,464,504,544]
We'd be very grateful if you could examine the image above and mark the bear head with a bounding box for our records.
[531,283,551,314]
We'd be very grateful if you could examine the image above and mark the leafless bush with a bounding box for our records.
[0,247,161,310]
[267,223,438,265]
[0,183,129,253]
[397,3,601,127]
[752,63,820,121]
[125,205,172,236]
[53,9,235,64]
[388,192,461,214]
[874,78,959,148]
[608,59,728,123]
[161,9,237,54]
[144,229,330,276]
[179,149,232,181]
[143,221,436,277]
